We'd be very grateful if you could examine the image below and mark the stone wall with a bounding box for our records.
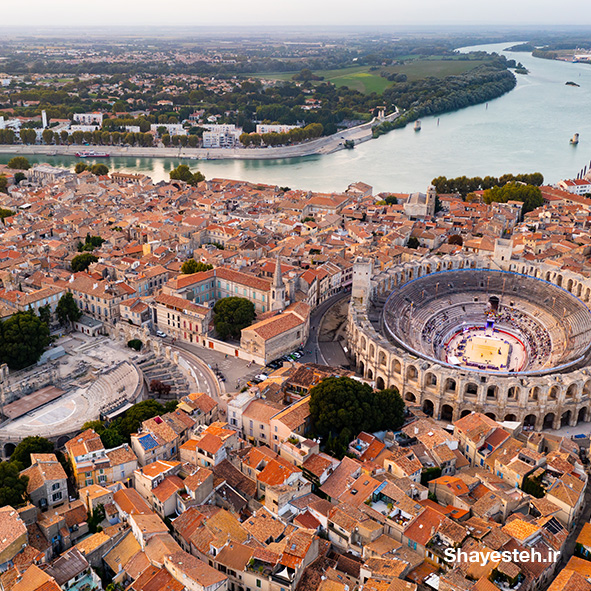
[347,254,591,431]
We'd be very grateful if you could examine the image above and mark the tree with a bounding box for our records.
[39,304,51,326]
[181,259,213,274]
[384,195,397,205]
[42,129,54,145]
[81,420,105,435]
[309,377,405,443]
[0,207,15,221]
[88,503,105,533]
[81,234,105,251]
[75,163,88,174]
[213,297,256,340]
[7,156,31,170]
[56,292,82,326]
[169,164,205,186]
[71,253,98,272]
[421,466,442,486]
[90,163,109,176]
[11,436,54,469]
[373,388,405,431]
[0,311,50,370]
[448,234,463,246]
[0,175,7,194]
[407,236,420,249]
[14,172,26,185]
[96,399,166,448]
[0,462,29,507]
[309,377,375,441]
[482,182,543,214]
[20,129,36,145]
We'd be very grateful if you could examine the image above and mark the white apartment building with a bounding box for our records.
[69,125,100,133]
[150,123,187,136]
[256,124,298,134]
[203,130,241,148]
[558,179,591,196]
[73,112,104,126]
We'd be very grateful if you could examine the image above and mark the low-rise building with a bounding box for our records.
[20,453,68,511]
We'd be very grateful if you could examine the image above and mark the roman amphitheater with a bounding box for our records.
[347,252,591,431]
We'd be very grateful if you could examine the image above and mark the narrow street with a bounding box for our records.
[299,292,351,366]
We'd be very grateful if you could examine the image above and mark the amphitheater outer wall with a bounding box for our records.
[347,254,591,431]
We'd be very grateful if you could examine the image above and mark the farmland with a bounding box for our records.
[252,55,496,94]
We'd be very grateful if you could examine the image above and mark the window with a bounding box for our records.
[52,483,60,490]
[256,581,261,588]
[52,491,62,502]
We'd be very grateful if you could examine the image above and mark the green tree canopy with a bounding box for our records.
[90,163,109,176]
[7,156,31,170]
[0,462,29,507]
[213,297,256,340]
[11,436,54,469]
[309,377,405,443]
[79,234,105,252]
[0,175,7,194]
[75,163,87,174]
[38,304,51,326]
[0,207,15,221]
[407,236,420,249]
[56,292,82,326]
[384,195,397,205]
[180,259,213,274]
[482,182,543,214]
[169,164,205,186]
[0,311,50,370]
[71,252,98,272]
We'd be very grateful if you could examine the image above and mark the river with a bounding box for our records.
[1,42,590,193]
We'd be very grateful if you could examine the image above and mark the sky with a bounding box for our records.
[3,0,591,27]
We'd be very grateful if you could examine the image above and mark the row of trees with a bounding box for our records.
[376,64,517,135]
[431,172,544,197]
[482,182,544,214]
[239,123,324,147]
[161,134,200,148]
[75,163,109,176]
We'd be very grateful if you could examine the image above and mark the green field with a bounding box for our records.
[251,57,492,94]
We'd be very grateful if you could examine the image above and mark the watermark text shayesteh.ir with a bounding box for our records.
[444,548,560,567]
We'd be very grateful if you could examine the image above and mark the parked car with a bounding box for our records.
[156,330,167,338]
[255,373,269,382]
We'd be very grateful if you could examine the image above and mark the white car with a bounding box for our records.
[156,330,167,338]
[255,374,268,381]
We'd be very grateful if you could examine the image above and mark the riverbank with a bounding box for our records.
[0,111,399,163]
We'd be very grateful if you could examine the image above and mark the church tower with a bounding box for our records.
[427,185,437,217]
[270,254,286,312]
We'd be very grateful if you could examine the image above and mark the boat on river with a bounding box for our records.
[75,150,110,158]
[414,120,421,131]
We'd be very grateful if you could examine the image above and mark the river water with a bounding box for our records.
[2,42,591,193]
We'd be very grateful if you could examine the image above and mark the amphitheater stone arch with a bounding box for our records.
[348,255,591,431]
